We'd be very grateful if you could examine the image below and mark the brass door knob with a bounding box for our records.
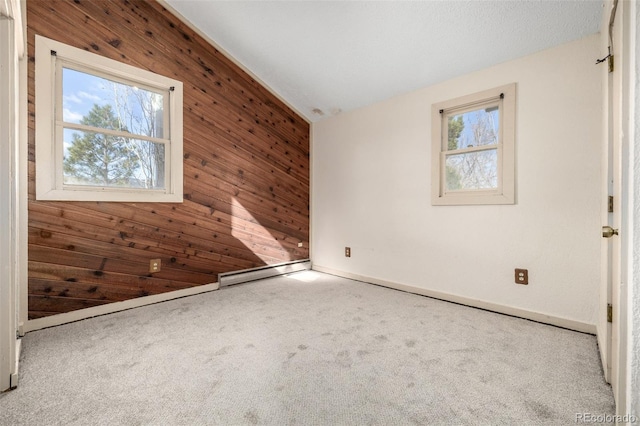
[602,226,619,238]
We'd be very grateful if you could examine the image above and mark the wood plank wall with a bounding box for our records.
[27,0,310,319]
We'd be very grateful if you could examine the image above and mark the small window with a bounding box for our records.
[431,83,515,205]
[35,36,183,202]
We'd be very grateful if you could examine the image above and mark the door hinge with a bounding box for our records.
[608,196,614,213]
[607,304,613,323]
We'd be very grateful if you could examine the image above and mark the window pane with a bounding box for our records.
[63,128,165,189]
[62,68,165,138]
[445,149,498,191]
[446,104,499,151]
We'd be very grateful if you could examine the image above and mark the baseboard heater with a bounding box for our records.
[218,259,311,287]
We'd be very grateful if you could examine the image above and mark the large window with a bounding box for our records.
[35,36,183,202]
[431,83,515,205]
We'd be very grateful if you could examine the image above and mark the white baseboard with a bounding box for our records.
[24,282,220,333]
[312,264,596,335]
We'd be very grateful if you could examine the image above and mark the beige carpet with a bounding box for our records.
[0,271,614,425]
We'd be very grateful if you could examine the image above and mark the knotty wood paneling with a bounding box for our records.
[27,0,310,319]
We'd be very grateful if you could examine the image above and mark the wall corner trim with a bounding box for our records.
[312,264,597,335]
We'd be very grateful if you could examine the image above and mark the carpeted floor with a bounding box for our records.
[0,271,614,425]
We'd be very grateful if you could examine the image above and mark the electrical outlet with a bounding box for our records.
[150,259,161,273]
[345,247,351,257]
[515,268,528,285]
[298,242,304,248]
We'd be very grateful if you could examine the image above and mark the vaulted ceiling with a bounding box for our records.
[165,0,604,122]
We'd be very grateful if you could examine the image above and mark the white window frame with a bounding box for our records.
[35,35,183,202]
[431,83,516,206]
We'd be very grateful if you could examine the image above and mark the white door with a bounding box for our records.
[603,55,622,402]
[598,0,616,389]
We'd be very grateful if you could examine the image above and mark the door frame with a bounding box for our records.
[0,0,24,392]
[615,0,638,414]
[0,14,16,393]
[599,0,637,415]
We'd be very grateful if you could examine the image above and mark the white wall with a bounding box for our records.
[312,34,603,326]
